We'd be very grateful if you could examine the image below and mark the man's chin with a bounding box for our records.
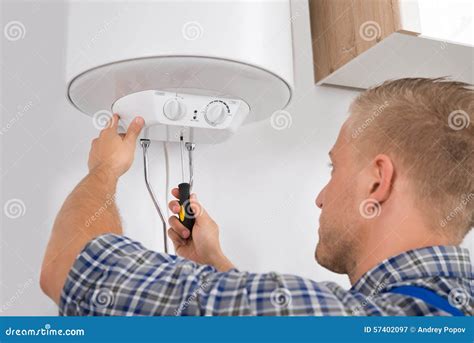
[314,242,326,266]
[315,242,346,274]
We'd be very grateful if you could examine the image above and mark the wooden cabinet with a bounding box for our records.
[309,0,473,88]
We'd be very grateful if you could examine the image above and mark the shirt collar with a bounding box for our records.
[351,245,473,296]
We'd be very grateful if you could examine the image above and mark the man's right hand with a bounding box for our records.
[167,189,235,272]
[88,114,144,179]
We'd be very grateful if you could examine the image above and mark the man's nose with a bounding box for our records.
[315,186,325,209]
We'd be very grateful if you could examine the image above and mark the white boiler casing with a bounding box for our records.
[66,1,294,143]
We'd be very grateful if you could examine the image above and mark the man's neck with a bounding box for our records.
[347,221,453,285]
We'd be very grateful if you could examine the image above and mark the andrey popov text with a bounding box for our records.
[363,326,466,335]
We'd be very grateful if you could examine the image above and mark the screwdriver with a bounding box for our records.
[178,135,195,231]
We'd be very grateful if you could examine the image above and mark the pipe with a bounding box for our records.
[140,139,169,254]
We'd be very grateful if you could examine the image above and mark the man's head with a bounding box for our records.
[315,78,473,279]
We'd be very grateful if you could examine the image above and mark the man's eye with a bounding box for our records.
[327,162,334,170]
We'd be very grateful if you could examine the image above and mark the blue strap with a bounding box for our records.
[389,285,465,316]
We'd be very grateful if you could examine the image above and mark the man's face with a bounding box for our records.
[315,121,363,274]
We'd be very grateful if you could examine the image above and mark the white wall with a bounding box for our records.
[1,0,472,316]
[417,0,473,45]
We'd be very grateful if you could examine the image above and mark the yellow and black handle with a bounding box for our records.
[178,182,195,231]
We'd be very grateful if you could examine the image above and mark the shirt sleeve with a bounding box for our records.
[59,233,367,316]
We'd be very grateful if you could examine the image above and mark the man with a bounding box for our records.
[40,78,473,315]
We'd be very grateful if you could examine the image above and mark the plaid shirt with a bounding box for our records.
[59,233,473,316]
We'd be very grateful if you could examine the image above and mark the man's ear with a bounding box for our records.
[367,154,395,203]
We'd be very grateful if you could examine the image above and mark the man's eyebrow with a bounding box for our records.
[328,150,333,158]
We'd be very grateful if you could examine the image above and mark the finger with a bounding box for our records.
[125,116,144,145]
[168,200,180,214]
[99,114,119,137]
[168,216,191,239]
[171,187,179,199]
[170,224,188,240]
[171,187,195,199]
[105,114,119,131]
[169,216,191,239]
[168,228,185,246]
[110,114,119,130]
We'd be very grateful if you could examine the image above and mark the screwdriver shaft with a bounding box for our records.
[180,135,185,182]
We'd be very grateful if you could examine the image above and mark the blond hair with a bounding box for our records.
[349,78,473,238]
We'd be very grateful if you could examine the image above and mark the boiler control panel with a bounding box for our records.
[112,90,250,143]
